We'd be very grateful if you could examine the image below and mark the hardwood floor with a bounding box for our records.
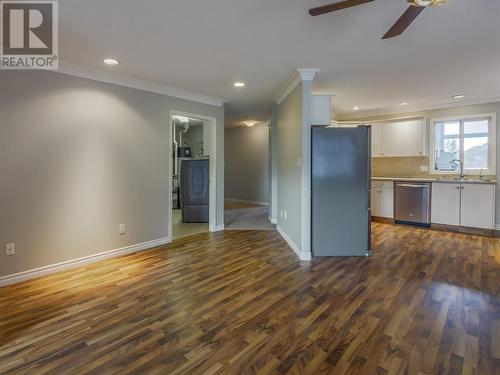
[0,223,499,374]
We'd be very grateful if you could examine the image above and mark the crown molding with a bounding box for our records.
[335,97,500,121]
[274,68,320,105]
[55,61,226,108]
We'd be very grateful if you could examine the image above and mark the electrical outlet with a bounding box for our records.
[119,224,126,235]
[6,243,15,256]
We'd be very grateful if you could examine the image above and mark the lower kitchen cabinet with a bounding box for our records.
[372,181,394,219]
[460,183,496,229]
[431,183,461,226]
[431,182,495,230]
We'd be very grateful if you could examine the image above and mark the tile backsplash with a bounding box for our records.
[372,156,495,180]
[372,156,431,177]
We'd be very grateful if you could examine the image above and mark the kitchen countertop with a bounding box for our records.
[372,176,497,185]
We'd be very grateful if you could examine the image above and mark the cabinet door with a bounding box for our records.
[381,122,402,157]
[431,183,460,226]
[460,184,495,229]
[380,188,394,218]
[371,123,383,157]
[371,189,382,217]
[400,119,424,157]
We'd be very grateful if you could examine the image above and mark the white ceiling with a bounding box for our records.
[59,0,500,126]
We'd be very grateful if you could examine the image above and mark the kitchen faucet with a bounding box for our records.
[450,159,465,179]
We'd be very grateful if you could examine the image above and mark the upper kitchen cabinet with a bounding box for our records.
[371,123,383,157]
[380,119,425,157]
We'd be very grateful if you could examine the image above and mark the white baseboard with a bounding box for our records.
[225,198,269,207]
[0,236,171,288]
[215,224,225,232]
[496,224,500,231]
[270,217,277,225]
[277,226,312,261]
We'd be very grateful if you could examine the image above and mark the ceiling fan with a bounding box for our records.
[309,0,447,39]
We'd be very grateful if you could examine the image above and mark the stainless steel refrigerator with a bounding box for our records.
[311,126,371,257]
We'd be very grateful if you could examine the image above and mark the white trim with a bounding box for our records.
[168,111,218,241]
[297,68,321,81]
[225,198,269,207]
[0,237,171,287]
[57,62,225,107]
[277,226,312,261]
[270,217,277,225]
[274,68,320,105]
[428,113,496,176]
[336,97,500,120]
[495,224,500,231]
[215,224,225,232]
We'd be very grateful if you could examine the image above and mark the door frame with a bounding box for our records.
[168,110,217,241]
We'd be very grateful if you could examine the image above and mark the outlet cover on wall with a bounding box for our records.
[119,224,126,235]
[6,243,15,256]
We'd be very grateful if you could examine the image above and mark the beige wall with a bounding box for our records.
[337,101,500,225]
[224,124,269,204]
[0,70,224,278]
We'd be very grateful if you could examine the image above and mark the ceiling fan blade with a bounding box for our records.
[382,6,425,39]
[309,0,375,16]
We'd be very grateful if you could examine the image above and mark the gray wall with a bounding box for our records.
[269,104,278,223]
[0,70,224,278]
[337,101,500,226]
[225,124,269,204]
[276,84,304,247]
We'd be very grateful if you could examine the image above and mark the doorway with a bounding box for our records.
[168,111,217,241]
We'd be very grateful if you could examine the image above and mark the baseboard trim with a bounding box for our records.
[0,236,171,287]
[277,226,312,261]
[225,198,269,207]
[269,216,277,225]
[215,224,225,232]
[496,224,500,231]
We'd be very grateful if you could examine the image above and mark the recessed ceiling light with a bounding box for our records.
[400,102,409,106]
[452,94,465,99]
[104,58,120,66]
[353,106,360,111]
[244,120,257,127]
[234,81,246,88]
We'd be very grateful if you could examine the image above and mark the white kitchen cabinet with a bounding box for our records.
[311,96,332,126]
[371,189,381,217]
[371,122,383,157]
[431,183,461,226]
[380,188,394,218]
[400,119,424,157]
[460,184,495,229]
[381,121,402,157]
[380,119,425,157]
[372,181,394,219]
[432,182,495,230]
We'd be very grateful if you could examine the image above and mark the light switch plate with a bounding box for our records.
[119,224,126,235]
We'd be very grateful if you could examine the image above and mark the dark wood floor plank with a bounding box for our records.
[0,223,499,374]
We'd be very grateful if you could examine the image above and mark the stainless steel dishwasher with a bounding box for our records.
[394,182,431,227]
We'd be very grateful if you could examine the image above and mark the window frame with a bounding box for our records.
[429,113,496,176]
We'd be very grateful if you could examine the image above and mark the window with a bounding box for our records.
[430,114,496,175]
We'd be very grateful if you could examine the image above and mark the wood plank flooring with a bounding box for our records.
[0,223,499,374]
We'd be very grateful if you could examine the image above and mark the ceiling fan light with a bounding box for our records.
[408,0,446,6]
